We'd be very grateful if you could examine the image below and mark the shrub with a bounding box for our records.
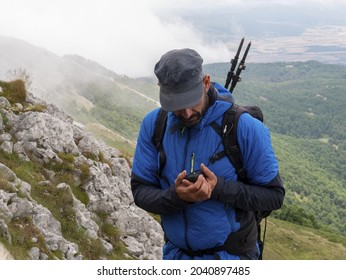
[5,68,33,92]
[9,80,27,103]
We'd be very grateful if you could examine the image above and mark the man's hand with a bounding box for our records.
[175,164,217,203]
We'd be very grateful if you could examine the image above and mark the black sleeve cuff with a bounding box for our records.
[210,176,224,200]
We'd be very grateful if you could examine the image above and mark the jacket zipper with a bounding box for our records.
[190,153,195,173]
[182,127,193,251]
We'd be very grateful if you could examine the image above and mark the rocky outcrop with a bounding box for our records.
[0,83,164,260]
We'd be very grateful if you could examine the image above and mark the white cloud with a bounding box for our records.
[0,0,230,76]
[0,0,344,76]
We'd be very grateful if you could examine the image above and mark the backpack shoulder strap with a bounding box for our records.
[210,104,249,183]
[224,104,249,183]
[152,109,168,178]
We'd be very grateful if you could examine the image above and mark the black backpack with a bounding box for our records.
[152,102,270,259]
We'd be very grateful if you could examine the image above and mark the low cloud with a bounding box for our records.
[0,0,230,77]
[0,0,344,77]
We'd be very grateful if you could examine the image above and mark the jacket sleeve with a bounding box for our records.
[211,113,285,211]
[211,174,285,211]
[130,109,189,215]
[131,173,190,215]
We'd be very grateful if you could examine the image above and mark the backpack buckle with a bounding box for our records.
[237,168,247,181]
[209,151,226,163]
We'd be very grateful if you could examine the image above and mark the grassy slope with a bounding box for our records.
[264,218,346,260]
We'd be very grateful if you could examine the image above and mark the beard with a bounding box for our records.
[177,93,210,127]
[179,112,202,127]
[180,96,209,127]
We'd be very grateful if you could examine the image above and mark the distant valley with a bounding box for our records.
[245,25,346,66]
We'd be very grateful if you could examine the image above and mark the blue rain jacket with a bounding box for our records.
[131,83,284,260]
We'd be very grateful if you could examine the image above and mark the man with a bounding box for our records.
[131,48,285,260]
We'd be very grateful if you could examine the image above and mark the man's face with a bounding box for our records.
[174,97,206,127]
[173,75,210,127]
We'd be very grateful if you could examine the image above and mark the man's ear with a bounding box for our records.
[203,74,210,92]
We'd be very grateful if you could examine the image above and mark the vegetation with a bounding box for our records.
[5,68,33,92]
[0,79,27,104]
[270,133,346,234]
[205,61,346,149]
[84,123,135,157]
[263,217,346,260]
[0,80,46,112]
[203,61,346,237]
[65,80,158,141]
[0,149,128,259]
[6,216,59,260]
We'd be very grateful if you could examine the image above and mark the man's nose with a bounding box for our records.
[181,108,193,119]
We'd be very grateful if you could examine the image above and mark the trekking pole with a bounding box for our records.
[229,40,251,92]
[224,37,244,90]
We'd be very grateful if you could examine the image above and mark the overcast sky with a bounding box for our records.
[0,0,345,77]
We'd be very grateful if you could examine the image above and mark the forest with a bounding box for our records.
[205,61,346,235]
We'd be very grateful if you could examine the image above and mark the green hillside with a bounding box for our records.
[204,61,346,237]
[263,218,346,260]
[205,61,346,149]
[272,133,345,235]
[64,79,157,141]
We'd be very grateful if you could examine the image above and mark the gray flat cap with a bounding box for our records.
[154,48,204,111]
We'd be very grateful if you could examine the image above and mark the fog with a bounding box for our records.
[0,0,231,76]
[0,0,345,77]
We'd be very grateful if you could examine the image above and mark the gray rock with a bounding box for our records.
[0,219,11,243]
[0,163,17,182]
[0,92,164,260]
[0,141,13,154]
[0,97,11,107]
[28,247,40,260]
